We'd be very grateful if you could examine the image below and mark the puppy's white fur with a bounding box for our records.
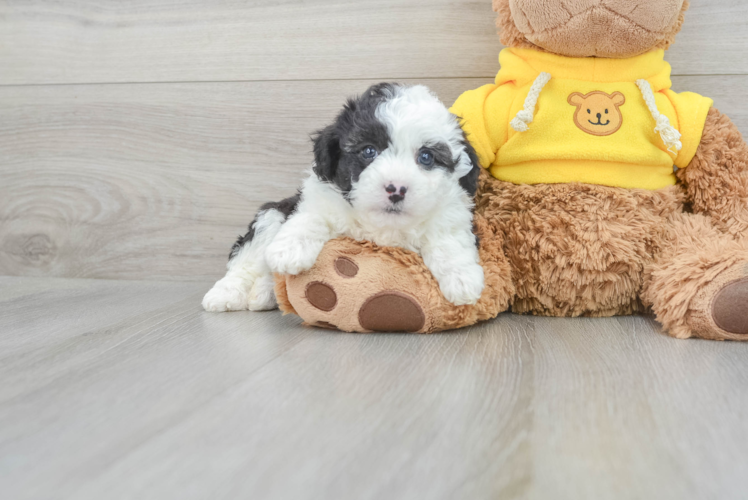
[204,85,484,312]
[202,209,284,312]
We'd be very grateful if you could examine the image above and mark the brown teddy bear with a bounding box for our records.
[276,0,748,340]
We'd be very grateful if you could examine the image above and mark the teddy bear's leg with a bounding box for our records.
[274,217,515,333]
[641,212,748,340]
[277,239,438,333]
[677,108,748,240]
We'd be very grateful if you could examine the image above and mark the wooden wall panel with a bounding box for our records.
[1,75,746,281]
[0,78,488,280]
[0,0,745,86]
[1,0,747,281]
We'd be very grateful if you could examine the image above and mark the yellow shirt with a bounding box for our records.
[450,48,714,190]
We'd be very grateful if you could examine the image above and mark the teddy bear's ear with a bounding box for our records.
[493,0,536,49]
[655,0,690,51]
[611,92,626,106]
[568,93,585,107]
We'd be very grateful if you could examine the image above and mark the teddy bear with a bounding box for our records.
[275,0,748,341]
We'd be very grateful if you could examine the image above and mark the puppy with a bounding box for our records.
[202,83,484,313]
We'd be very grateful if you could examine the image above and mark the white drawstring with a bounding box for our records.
[636,79,682,154]
[510,72,552,132]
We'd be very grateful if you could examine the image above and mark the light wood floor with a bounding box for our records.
[2,276,748,500]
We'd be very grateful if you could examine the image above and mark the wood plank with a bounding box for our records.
[1,277,748,499]
[0,0,499,85]
[0,277,221,362]
[0,0,746,86]
[0,77,489,281]
[530,316,748,500]
[2,75,747,281]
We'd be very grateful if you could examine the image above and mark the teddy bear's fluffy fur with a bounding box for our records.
[493,0,689,58]
[278,0,748,340]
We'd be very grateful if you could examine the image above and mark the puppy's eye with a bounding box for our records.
[605,109,609,114]
[587,109,591,114]
[418,150,435,167]
[361,146,378,160]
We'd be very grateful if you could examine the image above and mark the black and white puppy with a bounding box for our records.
[203,83,484,312]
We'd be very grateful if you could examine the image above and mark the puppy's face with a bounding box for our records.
[313,84,480,228]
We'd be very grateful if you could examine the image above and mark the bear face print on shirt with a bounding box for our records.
[568,91,626,136]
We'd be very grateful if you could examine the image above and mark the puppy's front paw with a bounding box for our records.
[202,276,250,312]
[266,237,322,275]
[437,264,485,306]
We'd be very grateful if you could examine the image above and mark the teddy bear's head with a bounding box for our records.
[492,0,689,58]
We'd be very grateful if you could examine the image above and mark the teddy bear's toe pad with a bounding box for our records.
[305,281,337,311]
[358,291,426,333]
[334,257,359,278]
[712,278,748,334]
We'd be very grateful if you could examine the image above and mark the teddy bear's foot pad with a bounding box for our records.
[299,273,427,333]
[280,231,513,334]
[358,291,426,333]
[283,243,437,333]
[305,281,338,312]
[712,278,748,334]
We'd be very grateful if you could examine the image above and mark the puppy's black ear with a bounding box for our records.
[312,124,341,183]
[458,139,481,198]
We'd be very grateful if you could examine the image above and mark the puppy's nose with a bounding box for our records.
[596,113,602,119]
[386,184,407,203]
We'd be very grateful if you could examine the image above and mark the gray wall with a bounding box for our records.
[1,0,746,281]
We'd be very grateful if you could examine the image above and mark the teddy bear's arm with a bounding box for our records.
[676,108,748,240]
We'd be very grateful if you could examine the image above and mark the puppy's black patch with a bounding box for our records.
[229,193,301,260]
[422,142,456,171]
[312,83,398,196]
[458,139,481,198]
